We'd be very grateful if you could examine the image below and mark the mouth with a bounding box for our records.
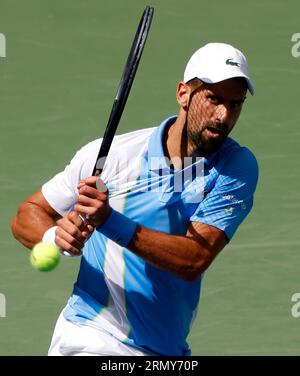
[205,126,225,139]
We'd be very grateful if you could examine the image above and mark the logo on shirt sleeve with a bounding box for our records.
[223,194,246,210]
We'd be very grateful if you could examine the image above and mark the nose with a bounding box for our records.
[215,104,230,124]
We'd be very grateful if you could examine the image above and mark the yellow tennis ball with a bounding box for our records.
[30,242,60,272]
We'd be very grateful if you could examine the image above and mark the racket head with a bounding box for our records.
[93,6,154,175]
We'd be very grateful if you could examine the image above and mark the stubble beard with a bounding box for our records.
[186,118,227,157]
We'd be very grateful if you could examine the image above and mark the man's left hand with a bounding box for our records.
[75,176,111,228]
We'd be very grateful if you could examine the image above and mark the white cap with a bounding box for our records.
[184,42,254,95]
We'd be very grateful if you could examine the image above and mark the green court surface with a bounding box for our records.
[0,0,299,355]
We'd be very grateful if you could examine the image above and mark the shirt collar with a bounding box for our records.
[147,116,177,173]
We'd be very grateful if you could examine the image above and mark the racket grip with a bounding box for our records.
[78,214,91,227]
[59,214,90,257]
[59,214,89,257]
[63,178,108,256]
[77,177,108,227]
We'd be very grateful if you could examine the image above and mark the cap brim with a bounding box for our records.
[244,77,255,95]
[201,74,255,95]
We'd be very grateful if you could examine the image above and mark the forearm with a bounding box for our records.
[11,201,57,249]
[128,225,213,281]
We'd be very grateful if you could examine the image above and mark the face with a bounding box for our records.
[184,78,247,156]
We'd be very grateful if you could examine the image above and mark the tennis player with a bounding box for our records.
[12,43,258,356]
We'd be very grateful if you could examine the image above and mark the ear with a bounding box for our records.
[176,82,191,111]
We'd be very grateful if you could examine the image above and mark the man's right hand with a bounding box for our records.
[55,211,94,255]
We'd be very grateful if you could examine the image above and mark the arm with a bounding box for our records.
[128,221,228,281]
[12,140,103,253]
[11,190,59,249]
[124,150,258,281]
[11,189,94,254]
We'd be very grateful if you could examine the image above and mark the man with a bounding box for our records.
[12,42,258,356]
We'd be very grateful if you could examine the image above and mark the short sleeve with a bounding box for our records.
[42,139,101,216]
[190,147,259,240]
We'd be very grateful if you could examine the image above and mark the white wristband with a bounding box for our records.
[42,226,58,246]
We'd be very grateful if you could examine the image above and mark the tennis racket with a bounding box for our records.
[38,7,154,259]
[93,5,154,175]
[73,6,154,245]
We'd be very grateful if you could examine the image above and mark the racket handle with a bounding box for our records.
[78,213,91,227]
[77,177,108,227]
[62,177,108,257]
[60,214,90,258]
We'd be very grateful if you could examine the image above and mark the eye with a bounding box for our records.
[207,95,220,104]
[230,100,244,109]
